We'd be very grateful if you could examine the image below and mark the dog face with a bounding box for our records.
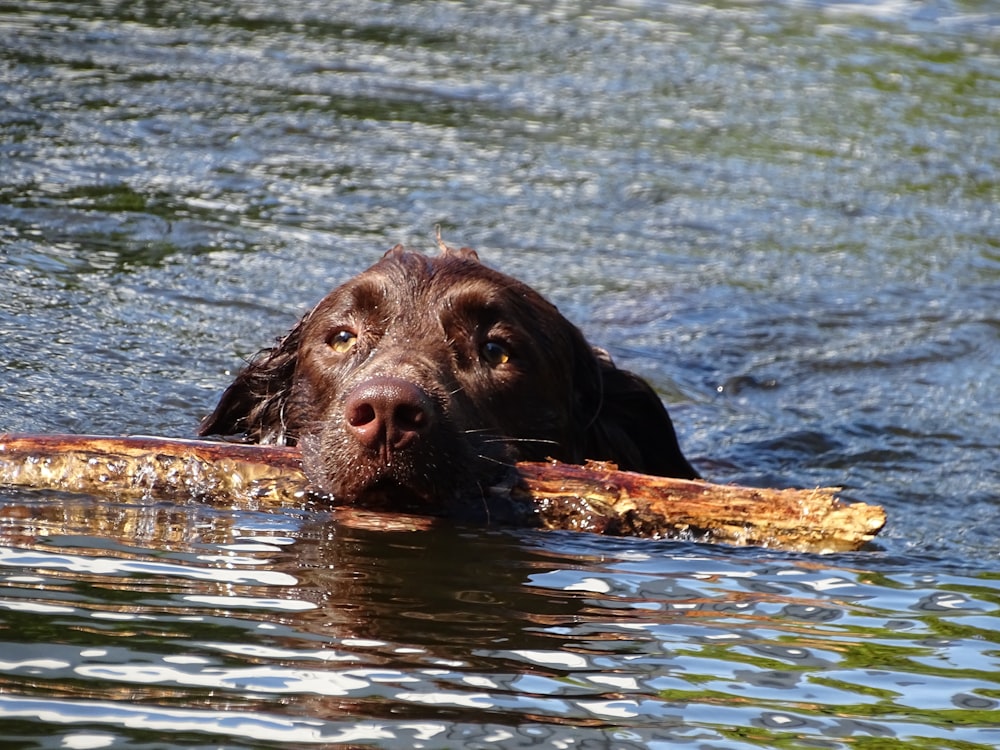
[200,245,698,512]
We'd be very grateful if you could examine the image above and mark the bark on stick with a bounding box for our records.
[0,433,885,553]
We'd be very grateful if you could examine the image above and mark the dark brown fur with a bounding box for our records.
[199,245,698,511]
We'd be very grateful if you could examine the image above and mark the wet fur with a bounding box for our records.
[199,245,698,509]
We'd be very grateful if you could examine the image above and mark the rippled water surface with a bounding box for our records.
[1,1,999,747]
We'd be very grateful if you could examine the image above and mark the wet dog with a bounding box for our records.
[199,245,697,511]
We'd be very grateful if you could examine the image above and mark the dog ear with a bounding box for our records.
[197,315,307,445]
[576,347,700,479]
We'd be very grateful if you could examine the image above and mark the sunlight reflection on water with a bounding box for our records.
[1,0,999,746]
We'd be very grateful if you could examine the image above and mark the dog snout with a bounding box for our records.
[344,376,435,453]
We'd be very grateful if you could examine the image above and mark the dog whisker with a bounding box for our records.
[478,436,560,447]
[474,453,518,468]
[462,428,559,447]
[473,480,492,524]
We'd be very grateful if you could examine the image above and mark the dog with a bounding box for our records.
[199,244,698,512]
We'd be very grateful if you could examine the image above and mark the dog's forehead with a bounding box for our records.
[308,250,560,337]
[359,251,539,302]
[375,249,509,286]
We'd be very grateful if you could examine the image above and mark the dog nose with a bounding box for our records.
[344,376,435,452]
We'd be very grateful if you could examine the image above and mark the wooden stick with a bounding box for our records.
[0,433,885,553]
[510,460,884,552]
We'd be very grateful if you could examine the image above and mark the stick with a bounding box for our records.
[0,433,885,553]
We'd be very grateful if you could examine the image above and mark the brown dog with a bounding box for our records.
[199,245,698,511]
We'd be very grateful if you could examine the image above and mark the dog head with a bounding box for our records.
[200,245,698,511]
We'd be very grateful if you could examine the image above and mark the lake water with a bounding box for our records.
[1,1,998,747]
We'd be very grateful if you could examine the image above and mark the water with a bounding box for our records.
[1,0,998,746]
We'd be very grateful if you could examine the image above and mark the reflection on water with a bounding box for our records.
[2,490,1000,747]
[1,0,999,746]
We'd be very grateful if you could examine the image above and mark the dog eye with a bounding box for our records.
[327,328,358,354]
[480,340,510,366]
